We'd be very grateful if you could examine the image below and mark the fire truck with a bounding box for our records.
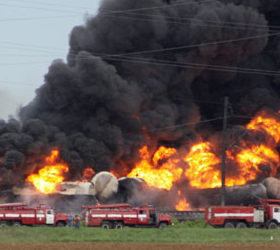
[82,203,172,229]
[205,199,280,229]
[0,203,68,227]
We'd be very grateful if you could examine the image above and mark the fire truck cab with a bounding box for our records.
[83,203,171,229]
[205,199,280,229]
[0,203,68,227]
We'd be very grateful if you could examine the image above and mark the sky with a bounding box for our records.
[0,0,100,120]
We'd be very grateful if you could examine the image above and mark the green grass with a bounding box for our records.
[1,222,280,244]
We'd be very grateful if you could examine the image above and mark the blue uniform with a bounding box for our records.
[74,215,81,229]
[68,216,73,227]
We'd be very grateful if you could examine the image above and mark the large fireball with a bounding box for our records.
[26,150,69,194]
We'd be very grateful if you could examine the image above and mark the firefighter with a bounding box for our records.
[67,215,73,227]
[74,214,81,229]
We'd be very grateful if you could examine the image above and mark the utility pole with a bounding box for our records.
[221,96,228,206]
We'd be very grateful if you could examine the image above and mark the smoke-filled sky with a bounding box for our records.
[1,0,280,186]
[0,0,99,119]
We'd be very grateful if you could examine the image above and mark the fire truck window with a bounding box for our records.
[47,210,53,215]
[139,210,145,214]
[274,208,280,213]
[37,210,44,214]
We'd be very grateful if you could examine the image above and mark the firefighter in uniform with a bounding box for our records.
[67,215,73,227]
[74,214,81,229]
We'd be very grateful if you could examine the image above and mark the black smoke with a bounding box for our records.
[0,0,279,184]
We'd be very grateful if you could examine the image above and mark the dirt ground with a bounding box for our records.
[0,242,280,250]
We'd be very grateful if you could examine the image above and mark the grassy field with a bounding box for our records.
[0,221,280,244]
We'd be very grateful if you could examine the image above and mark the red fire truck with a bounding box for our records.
[0,203,68,227]
[83,203,172,229]
[205,199,280,229]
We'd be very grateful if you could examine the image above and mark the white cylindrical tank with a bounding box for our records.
[91,171,119,201]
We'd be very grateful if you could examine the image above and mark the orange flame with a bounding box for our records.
[132,114,141,120]
[127,146,183,190]
[175,198,191,211]
[236,144,279,180]
[152,146,177,165]
[231,111,280,184]
[26,150,69,194]
[247,113,280,144]
[110,169,121,178]
[185,142,221,189]
[124,110,280,209]
[82,167,95,182]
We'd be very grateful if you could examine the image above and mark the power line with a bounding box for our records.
[100,32,279,58]
[97,11,272,33]
[171,98,224,105]
[90,0,278,33]
[0,80,38,87]
[0,8,273,35]
[100,12,279,32]
[0,41,66,53]
[0,0,217,16]
[93,0,275,32]
[108,55,280,76]
[228,129,250,149]
[0,4,274,37]
[0,29,278,61]
[171,16,278,31]
[0,61,50,66]
[0,54,60,57]
[0,6,271,33]
[92,55,280,77]
[94,0,280,33]
[0,4,275,56]
[1,50,280,78]
[96,13,269,32]
[0,0,277,34]
[233,115,255,119]
[1,54,280,77]
[4,0,97,11]
[0,21,278,75]
[0,8,274,37]
[0,25,274,56]
[0,3,82,14]
[132,117,225,134]
[0,15,80,22]
[1,47,280,77]
[98,0,219,15]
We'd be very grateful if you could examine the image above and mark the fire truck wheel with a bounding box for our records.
[158,222,168,229]
[12,221,21,227]
[101,222,112,229]
[56,222,65,227]
[236,222,246,229]
[114,222,124,229]
[0,221,8,227]
[224,222,235,228]
[267,221,278,229]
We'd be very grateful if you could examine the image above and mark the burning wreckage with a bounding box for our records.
[1,0,280,216]
[3,148,280,215]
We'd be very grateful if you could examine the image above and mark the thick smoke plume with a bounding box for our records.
[0,0,279,201]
